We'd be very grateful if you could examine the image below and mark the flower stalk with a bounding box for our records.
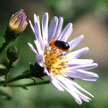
[6,80,50,89]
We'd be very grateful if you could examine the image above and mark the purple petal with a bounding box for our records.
[69,34,84,51]
[57,76,83,104]
[34,14,37,25]
[34,40,43,55]
[34,15,44,51]
[28,42,37,54]
[67,79,91,102]
[49,73,64,91]
[29,20,35,34]
[43,68,49,75]
[55,17,64,40]
[64,70,99,81]
[64,59,94,66]
[68,63,98,70]
[70,80,94,97]
[58,23,73,41]
[48,16,58,42]
[42,12,49,46]
[75,90,91,102]
[35,54,44,67]
[58,77,92,103]
[66,47,89,60]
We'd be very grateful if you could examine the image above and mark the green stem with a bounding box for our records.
[7,70,31,83]
[7,80,50,88]
[0,70,50,88]
[0,70,30,86]
[5,61,13,83]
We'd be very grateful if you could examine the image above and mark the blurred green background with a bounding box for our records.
[0,0,108,108]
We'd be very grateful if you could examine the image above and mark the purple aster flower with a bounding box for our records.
[28,12,99,104]
[9,9,28,34]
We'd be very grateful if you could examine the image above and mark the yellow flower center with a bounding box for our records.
[44,46,68,76]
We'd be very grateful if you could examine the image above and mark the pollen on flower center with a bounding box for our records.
[44,46,68,76]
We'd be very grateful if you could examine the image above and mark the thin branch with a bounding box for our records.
[6,80,50,89]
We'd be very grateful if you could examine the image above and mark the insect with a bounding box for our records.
[49,40,70,52]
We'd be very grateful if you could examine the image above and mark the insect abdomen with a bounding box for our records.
[54,40,70,50]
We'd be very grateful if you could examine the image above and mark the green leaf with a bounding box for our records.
[0,86,12,100]
[0,64,6,69]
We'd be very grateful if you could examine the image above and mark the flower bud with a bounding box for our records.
[5,9,28,41]
[7,47,19,63]
[9,9,28,34]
